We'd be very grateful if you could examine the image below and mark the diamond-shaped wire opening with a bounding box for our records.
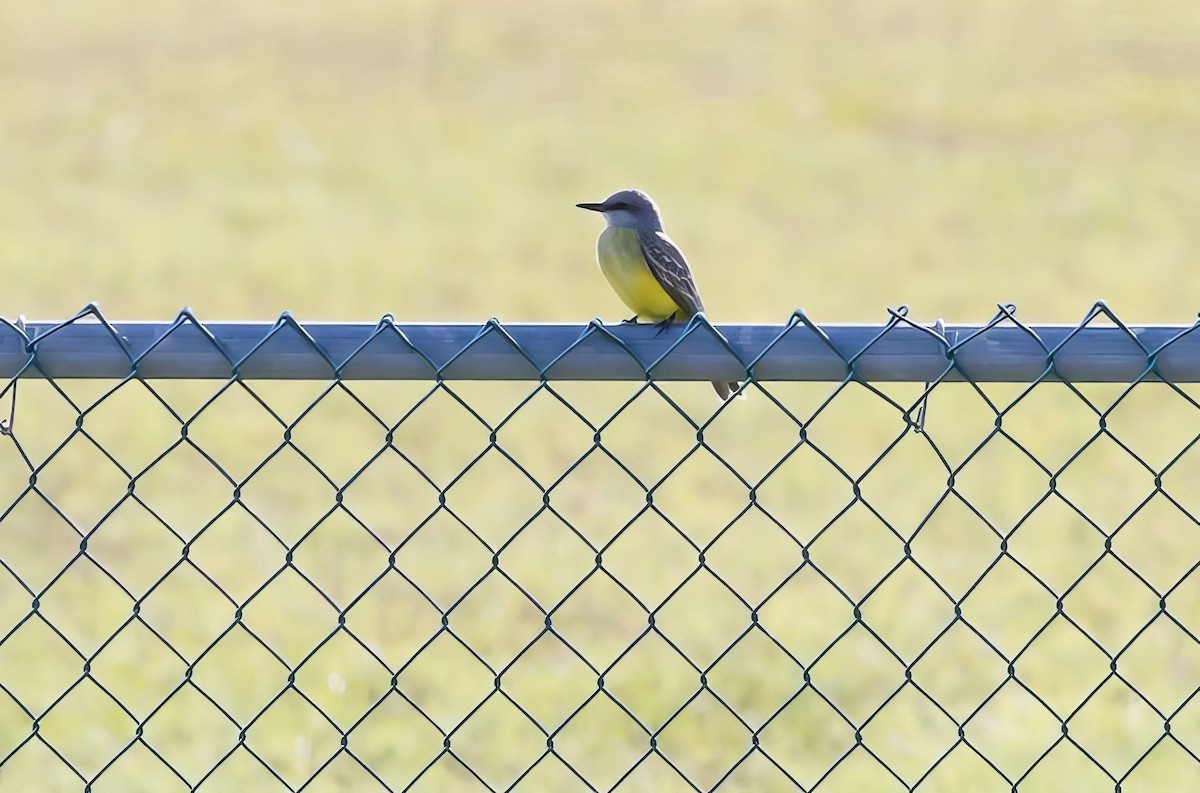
[490,385,595,485]
[292,508,389,608]
[700,386,806,483]
[188,505,286,604]
[348,691,445,791]
[595,389,700,485]
[654,570,750,669]
[0,494,83,592]
[1055,432,1156,531]
[911,621,1008,723]
[141,684,240,785]
[806,503,904,602]
[1112,494,1200,592]
[1008,495,1106,595]
[860,560,955,662]
[704,507,804,607]
[1104,381,1200,471]
[860,683,959,786]
[601,509,697,609]
[244,687,342,789]
[604,631,697,731]
[909,494,1001,599]
[36,559,131,660]
[31,433,129,532]
[77,380,184,476]
[550,574,647,670]
[754,441,857,545]
[341,571,442,671]
[447,694,546,790]
[392,510,492,609]
[960,556,1056,659]
[1063,555,1160,654]
[997,381,1111,474]
[292,629,393,728]
[656,690,749,789]
[1067,677,1164,777]
[1013,615,1110,717]
[443,447,543,550]
[240,567,337,666]
[0,616,83,716]
[1116,613,1200,715]
[85,499,183,598]
[132,442,234,543]
[706,628,804,729]
[756,564,855,665]
[388,385,490,487]
[499,633,596,731]
[964,679,1062,781]
[496,511,594,609]
[189,624,286,726]
[449,572,544,670]
[339,445,441,549]
[236,445,335,547]
[286,383,390,486]
[807,624,905,726]
[552,693,648,790]
[857,429,948,535]
[394,633,493,730]
[137,563,234,662]
[650,448,749,547]
[37,677,131,780]
[180,382,287,483]
[951,433,1051,535]
[545,447,645,547]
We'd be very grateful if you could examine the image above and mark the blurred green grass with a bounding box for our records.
[1,0,1199,323]
[2,0,1200,790]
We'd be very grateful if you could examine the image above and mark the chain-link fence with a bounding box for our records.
[1,303,1199,792]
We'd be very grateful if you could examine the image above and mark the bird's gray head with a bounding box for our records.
[576,188,664,231]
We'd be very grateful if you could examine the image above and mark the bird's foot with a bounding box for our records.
[620,315,641,324]
[653,313,679,337]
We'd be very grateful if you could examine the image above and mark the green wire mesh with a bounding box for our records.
[1,305,1198,792]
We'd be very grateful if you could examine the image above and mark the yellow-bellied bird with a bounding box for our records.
[577,188,739,400]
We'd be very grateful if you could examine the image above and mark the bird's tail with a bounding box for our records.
[712,380,741,401]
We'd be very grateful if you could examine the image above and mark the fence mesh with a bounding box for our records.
[1,305,1199,792]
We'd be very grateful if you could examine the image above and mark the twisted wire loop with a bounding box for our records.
[1,304,1198,791]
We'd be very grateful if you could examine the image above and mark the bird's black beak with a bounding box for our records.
[575,202,606,212]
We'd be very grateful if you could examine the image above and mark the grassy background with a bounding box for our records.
[1,0,1200,790]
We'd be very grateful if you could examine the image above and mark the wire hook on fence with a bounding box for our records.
[913,317,946,433]
[0,316,25,436]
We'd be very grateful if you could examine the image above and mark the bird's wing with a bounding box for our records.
[637,228,705,317]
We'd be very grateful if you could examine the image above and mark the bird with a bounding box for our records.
[576,188,739,401]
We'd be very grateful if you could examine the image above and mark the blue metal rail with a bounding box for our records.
[1,306,1197,382]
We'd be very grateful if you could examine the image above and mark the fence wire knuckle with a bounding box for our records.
[0,306,1198,791]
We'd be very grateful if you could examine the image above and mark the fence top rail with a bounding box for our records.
[3,311,1200,383]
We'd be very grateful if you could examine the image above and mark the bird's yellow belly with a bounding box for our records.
[596,226,682,321]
